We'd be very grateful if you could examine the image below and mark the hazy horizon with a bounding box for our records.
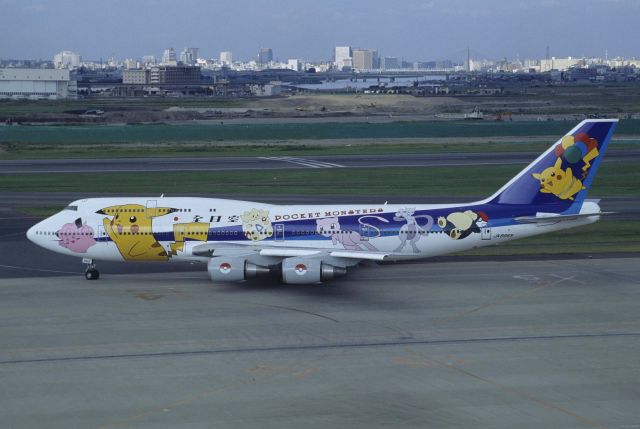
[1,0,639,62]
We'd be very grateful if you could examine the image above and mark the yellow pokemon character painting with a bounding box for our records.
[532,131,599,201]
[97,204,172,261]
[532,158,585,200]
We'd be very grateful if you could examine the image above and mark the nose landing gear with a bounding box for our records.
[83,258,100,280]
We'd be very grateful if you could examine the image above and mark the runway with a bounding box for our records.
[1,258,639,428]
[2,149,639,173]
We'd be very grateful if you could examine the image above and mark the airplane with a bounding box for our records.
[27,119,617,284]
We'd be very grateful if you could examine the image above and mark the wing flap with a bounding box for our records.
[329,250,391,261]
[192,242,397,261]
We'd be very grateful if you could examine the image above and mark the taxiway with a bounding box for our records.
[1,258,639,428]
[2,150,639,173]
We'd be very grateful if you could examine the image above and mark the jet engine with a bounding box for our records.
[281,257,347,284]
[208,257,270,282]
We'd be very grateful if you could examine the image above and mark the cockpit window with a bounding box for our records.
[64,205,78,211]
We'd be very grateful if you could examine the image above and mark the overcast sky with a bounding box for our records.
[1,0,638,62]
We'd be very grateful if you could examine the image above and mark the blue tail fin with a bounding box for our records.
[487,119,617,213]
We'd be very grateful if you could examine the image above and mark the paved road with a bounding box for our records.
[2,150,640,174]
[1,258,639,428]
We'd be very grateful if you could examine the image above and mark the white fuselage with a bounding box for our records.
[27,197,600,264]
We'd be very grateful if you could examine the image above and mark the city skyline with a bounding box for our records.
[1,0,640,61]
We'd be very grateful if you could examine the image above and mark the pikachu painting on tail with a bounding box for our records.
[532,158,585,201]
[532,131,601,201]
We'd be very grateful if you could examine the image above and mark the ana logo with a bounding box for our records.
[219,262,231,274]
[294,263,307,276]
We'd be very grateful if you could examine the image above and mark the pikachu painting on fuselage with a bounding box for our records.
[96,204,173,261]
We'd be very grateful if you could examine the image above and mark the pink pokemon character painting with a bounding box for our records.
[57,219,96,253]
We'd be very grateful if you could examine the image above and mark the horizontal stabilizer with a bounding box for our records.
[514,211,613,224]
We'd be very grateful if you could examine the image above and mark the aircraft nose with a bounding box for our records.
[26,220,44,245]
[26,223,37,244]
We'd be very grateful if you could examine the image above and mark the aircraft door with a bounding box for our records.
[481,227,491,240]
[97,225,107,241]
[275,224,285,241]
[146,200,157,214]
[359,223,372,241]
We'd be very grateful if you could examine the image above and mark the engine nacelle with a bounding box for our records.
[281,257,347,284]
[208,257,270,282]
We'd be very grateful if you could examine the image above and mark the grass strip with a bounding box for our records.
[461,220,640,255]
[3,120,640,145]
[1,163,638,196]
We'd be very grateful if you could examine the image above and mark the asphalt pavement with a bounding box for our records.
[1,150,639,174]
[1,258,639,428]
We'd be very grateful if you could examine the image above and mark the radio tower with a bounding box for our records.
[467,46,471,72]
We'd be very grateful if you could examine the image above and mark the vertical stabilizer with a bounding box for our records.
[487,119,617,213]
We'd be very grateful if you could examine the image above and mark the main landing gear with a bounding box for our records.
[83,258,100,280]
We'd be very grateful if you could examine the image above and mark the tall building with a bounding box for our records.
[257,48,273,65]
[180,47,198,65]
[220,51,232,65]
[352,49,378,70]
[0,68,76,99]
[334,46,352,70]
[161,48,176,65]
[141,55,156,66]
[381,56,399,70]
[53,51,81,69]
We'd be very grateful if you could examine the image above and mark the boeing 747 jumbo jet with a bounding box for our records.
[27,119,617,283]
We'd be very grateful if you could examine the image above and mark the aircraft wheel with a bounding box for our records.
[85,269,100,280]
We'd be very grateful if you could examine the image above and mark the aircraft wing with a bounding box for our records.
[191,242,399,261]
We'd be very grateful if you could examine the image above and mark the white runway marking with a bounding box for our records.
[0,264,79,275]
[259,156,345,168]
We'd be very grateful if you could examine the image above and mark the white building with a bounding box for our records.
[250,82,282,97]
[53,51,81,69]
[335,46,352,70]
[540,57,582,72]
[122,69,150,84]
[287,59,303,71]
[0,68,76,100]
[220,51,233,66]
[141,55,156,66]
[123,58,139,69]
[162,48,177,65]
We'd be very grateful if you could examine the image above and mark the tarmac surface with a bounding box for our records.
[2,189,640,428]
[1,257,639,428]
[2,150,640,173]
